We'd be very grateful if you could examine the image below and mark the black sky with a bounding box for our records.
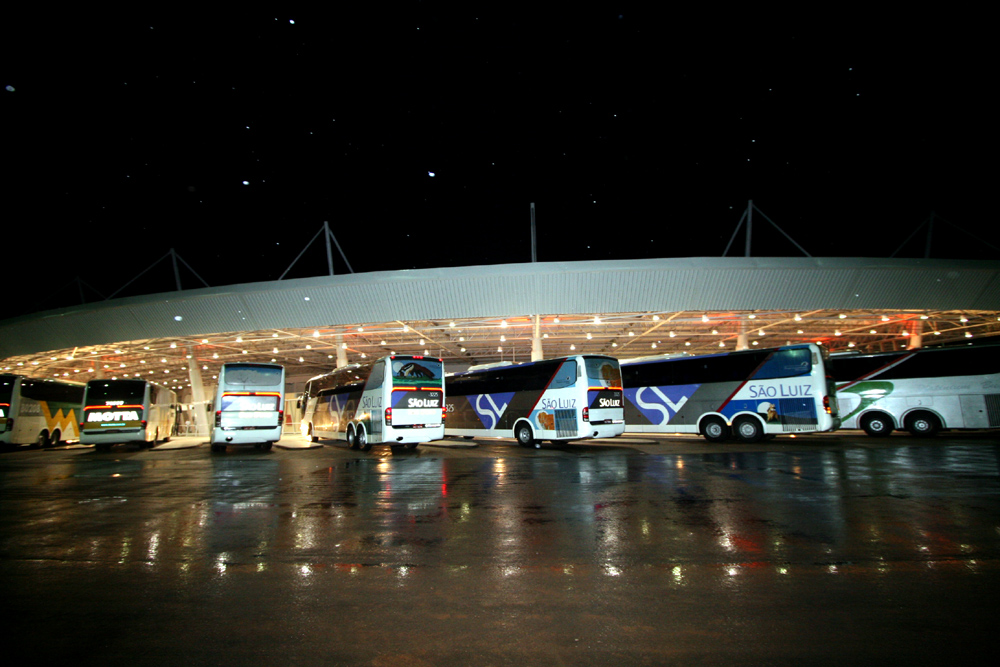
[3,8,994,318]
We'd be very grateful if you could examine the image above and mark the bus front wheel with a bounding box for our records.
[516,423,539,449]
[861,412,893,437]
[905,412,941,437]
[701,417,730,443]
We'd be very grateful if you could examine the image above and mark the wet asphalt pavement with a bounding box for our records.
[2,433,999,666]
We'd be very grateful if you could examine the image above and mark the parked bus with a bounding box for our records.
[620,343,840,442]
[299,355,445,451]
[0,375,85,448]
[211,362,285,451]
[80,379,177,450]
[832,344,1000,437]
[444,355,625,448]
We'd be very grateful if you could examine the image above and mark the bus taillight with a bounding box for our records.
[823,396,832,415]
[582,406,590,423]
[278,410,284,426]
[385,407,392,425]
[215,410,222,427]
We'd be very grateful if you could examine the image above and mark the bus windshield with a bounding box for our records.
[86,380,146,405]
[585,357,622,387]
[390,358,443,388]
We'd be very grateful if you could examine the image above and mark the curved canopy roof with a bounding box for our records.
[2,257,999,380]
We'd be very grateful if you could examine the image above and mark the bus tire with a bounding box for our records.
[860,412,893,437]
[347,426,359,449]
[905,411,941,437]
[733,416,764,443]
[357,426,371,452]
[404,442,419,450]
[257,442,273,451]
[307,424,319,443]
[50,429,62,447]
[33,430,49,449]
[701,417,729,443]
[515,423,538,448]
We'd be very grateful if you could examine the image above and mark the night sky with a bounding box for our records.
[3,8,994,319]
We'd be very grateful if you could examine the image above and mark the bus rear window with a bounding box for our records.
[585,357,622,387]
[86,380,146,404]
[224,365,283,386]
[0,375,14,405]
[391,358,443,386]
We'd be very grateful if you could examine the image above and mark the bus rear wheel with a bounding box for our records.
[33,430,50,449]
[357,427,371,452]
[860,412,893,437]
[905,411,941,437]
[701,417,730,443]
[347,426,359,449]
[733,416,763,443]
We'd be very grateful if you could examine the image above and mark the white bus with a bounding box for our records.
[80,379,177,450]
[620,343,840,442]
[444,355,625,448]
[832,344,1000,437]
[299,355,445,451]
[211,362,286,451]
[0,375,85,448]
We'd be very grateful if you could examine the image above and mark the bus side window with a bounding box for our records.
[367,362,385,390]
[550,361,577,389]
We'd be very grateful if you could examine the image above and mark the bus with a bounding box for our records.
[0,375,85,448]
[299,355,445,451]
[80,379,177,450]
[444,355,625,448]
[620,343,840,442]
[832,344,1000,436]
[211,362,286,451]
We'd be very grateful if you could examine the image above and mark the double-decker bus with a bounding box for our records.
[620,343,840,442]
[832,344,1000,436]
[0,375,85,448]
[211,363,285,451]
[80,379,177,450]
[444,355,625,448]
[299,355,445,451]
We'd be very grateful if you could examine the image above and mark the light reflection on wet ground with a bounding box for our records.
[2,436,999,665]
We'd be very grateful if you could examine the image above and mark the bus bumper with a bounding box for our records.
[81,429,146,446]
[211,427,282,445]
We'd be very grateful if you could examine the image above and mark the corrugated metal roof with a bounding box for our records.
[2,257,999,359]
